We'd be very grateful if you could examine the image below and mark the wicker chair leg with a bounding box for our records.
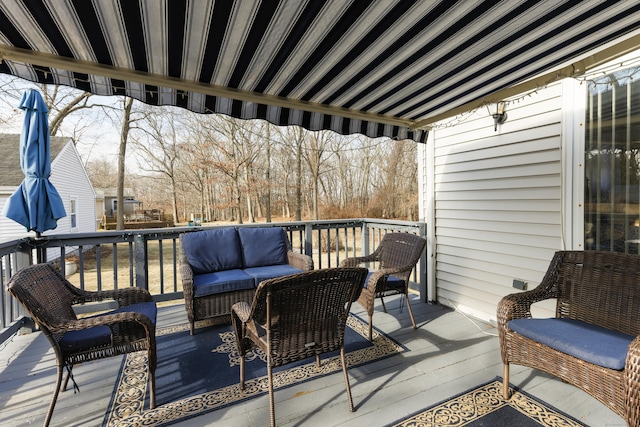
[503,364,510,399]
[189,321,195,336]
[268,364,276,427]
[367,315,373,341]
[44,364,64,427]
[239,356,246,390]
[405,293,417,330]
[380,296,388,313]
[62,365,71,391]
[341,348,355,412]
[149,370,156,409]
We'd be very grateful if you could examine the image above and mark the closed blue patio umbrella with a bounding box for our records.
[2,89,66,237]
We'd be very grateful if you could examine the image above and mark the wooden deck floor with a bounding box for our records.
[0,295,625,426]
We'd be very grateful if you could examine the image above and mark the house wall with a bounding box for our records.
[49,142,96,237]
[0,140,96,261]
[419,81,579,324]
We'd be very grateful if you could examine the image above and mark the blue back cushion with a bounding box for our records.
[182,227,243,274]
[238,227,288,268]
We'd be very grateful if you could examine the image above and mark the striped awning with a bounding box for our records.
[1,1,640,143]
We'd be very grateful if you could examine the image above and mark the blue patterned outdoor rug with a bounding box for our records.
[387,378,587,427]
[104,313,405,426]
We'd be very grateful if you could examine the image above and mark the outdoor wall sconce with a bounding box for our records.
[491,101,508,131]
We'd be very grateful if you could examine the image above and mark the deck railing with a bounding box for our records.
[0,219,426,343]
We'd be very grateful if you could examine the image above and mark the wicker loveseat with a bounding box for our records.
[497,250,640,425]
[179,226,313,334]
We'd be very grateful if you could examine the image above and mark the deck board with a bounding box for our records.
[0,295,625,426]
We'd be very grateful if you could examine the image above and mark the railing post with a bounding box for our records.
[134,234,149,291]
[361,225,369,257]
[418,222,428,303]
[12,250,32,273]
[304,222,313,258]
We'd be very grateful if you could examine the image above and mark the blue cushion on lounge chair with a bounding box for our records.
[508,318,634,370]
[364,272,405,289]
[238,227,288,268]
[243,264,304,286]
[193,269,255,297]
[59,301,157,352]
[182,227,243,274]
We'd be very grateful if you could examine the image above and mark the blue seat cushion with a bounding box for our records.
[243,265,304,286]
[508,318,634,370]
[59,301,157,353]
[364,271,405,290]
[192,269,255,297]
[182,227,243,274]
[59,325,112,353]
[238,227,288,268]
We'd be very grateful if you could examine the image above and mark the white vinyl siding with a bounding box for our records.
[0,139,96,261]
[423,83,568,323]
[49,142,96,236]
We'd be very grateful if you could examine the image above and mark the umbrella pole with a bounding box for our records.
[35,232,44,264]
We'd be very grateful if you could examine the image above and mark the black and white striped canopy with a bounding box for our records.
[1,0,640,143]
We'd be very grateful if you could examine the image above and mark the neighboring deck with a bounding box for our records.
[0,295,625,426]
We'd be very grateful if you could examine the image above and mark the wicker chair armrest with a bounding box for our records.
[75,287,153,307]
[287,251,314,271]
[231,301,255,355]
[339,254,378,267]
[373,265,412,278]
[496,285,558,331]
[179,260,195,298]
[51,310,155,335]
[231,301,252,323]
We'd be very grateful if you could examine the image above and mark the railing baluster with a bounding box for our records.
[96,244,102,292]
[172,238,178,293]
[158,239,164,295]
[78,246,86,290]
[112,242,118,290]
[129,242,135,287]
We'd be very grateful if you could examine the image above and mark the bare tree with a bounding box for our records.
[302,130,333,220]
[116,97,135,229]
[200,116,260,224]
[132,106,186,224]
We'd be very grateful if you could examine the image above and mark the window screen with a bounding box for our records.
[585,67,640,253]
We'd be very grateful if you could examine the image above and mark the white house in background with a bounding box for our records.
[419,53,640,325]
[0,134,96,260]
[94,187,142,227]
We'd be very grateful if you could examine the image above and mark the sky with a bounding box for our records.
[0,74,126,166]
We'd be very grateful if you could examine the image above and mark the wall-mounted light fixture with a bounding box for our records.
[490,101,508,131]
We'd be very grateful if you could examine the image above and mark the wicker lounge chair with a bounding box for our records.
[7,263,157,427]
[339,232,426,340]
[231,267,368,427]
[498,250,640,426]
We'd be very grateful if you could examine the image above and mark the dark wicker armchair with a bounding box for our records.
[7,263,157,427]
[497,251,640,426]
[231,267,368,427]
[339,232,426,340]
